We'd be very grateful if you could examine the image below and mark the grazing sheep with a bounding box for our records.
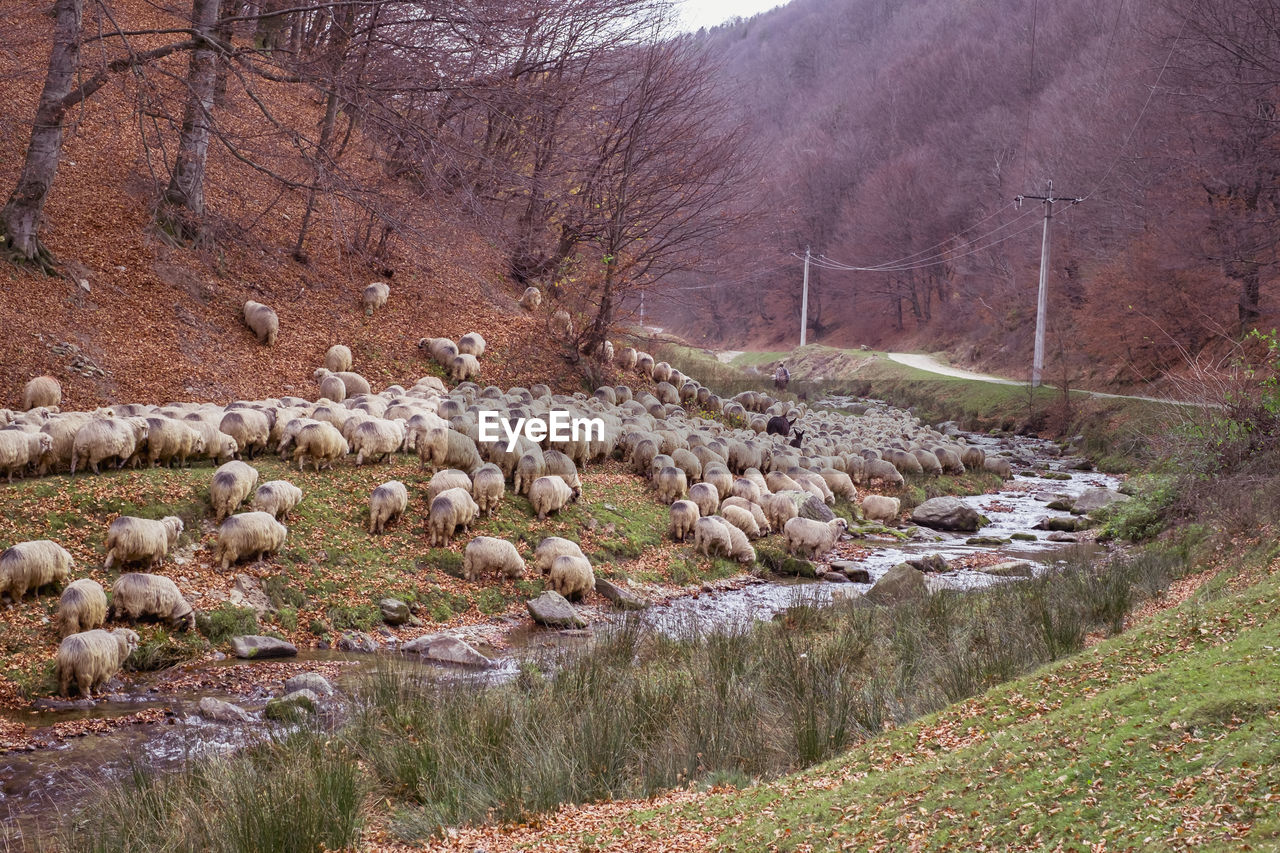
[0,429,50,482]
[529,475,578,522]
[318,373,346,402]
[720,497,771,535]
[961,446,986,470]
[513,450,546,496]
[543,449,582,489]
[143,418,205,468]
[729,477,762,504]
[983,456,1013,479]
[56,579,107,637]
[550,309,574,339]
[109,573,196,632]
[219,409,271,459]
[654,465,688,505]
[418,337,459,368]
[722,520,757,564]
[0,539,72,599]
[670,448,702,482]
[548,554,594,601]
[187,420,237,464]
[416,428,482,474]
[56,628,139,697]
[687,482,720,518]
[702,465,734,499]
[325,344,353,373]
[23,376,61,411]
[213,511,288,571]
[457,332,487,358]
[818,469,857,501]
[294,421,349,472]
[243,300,279,345]
[351,418,407,465]
[860,495,901,524]
[472,463,505,516]
[252,480,304,521]
[103,515,184,569]
[616,347,637,371]
[362,281,390,315]
[693,516,732,558]
[450,353,481,383]
[210,460,259,522]
[427,468,474,500]
[427,487,480,547]
[761,492,800,534]
[866,458,905,487]
[912,448,943,476]
[668,499,700,542]
[721,504,762,539]
[462,536,525,580]
[70,417,149,475]
[783,517,849,560]
[368,480,409,534]
[534,537,586,575]
[520,286,542,310]
[37,416,87,475]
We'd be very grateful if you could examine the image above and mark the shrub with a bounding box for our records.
[196,604,259,645]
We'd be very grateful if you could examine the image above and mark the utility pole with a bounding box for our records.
[800,246,811,347]
[1016,180,1082,386]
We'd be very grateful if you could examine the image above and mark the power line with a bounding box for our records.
[802,212,1045,274]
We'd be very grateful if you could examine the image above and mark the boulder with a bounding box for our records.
[966,536,1009,546]
[527,590,587,629]
[905,553,949,573]
[820,570,850,583]
[401,633,494,668]
[865,563,929,606]
[337,631,379,653]
[829,560,871,583]
[230,635,297,659]
[1074,488,1130,514]
[911,497,981,532]
[1036,516,1084,532]
[798,494,836,523]
[1047,531,1079,543]
[197,696,253,723]
[283,672,334,696]
[979,560,1034,578]
[264,688,318,721]
[379,598,410,626]
[229,574,275,617]
[594,577,650,611]
[1010,532,1038,542]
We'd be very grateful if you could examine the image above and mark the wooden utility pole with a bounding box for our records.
[800,246,811,347]
[1016,180,1082,386]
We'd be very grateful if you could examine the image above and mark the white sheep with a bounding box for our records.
[318,373,346,402]
[0,429,50,482]
[721,504,762,539]
[23,376,62,411]
[252,480,304,521]
[472,463,505,516]
[720,496,770,535]
[668,499,700,542]
[219,409,271,459]
[783,517,849,560]
[243,300,279,345]
[325,344,353,372]
[368,480,409,534]
[427,469,473,501]
[103,515,184,569]
[416,427,482,474]
[819,468,857,501]
[616,347,637,371]
[722,520,756,564]
[534,536,585,574]
[462,536,525,580]
[450,353,481,383]
[762,492,800,536]
[529,475,577,522]
[70,417,149,475]
[693,516,732,559]
[548,554,594,601]
[56,578,107,637]
[860,495,900,524]
[213,511,288,570]
[653,465,688,505]
[294,421,349,472]
[427,487,480,547]
[351,418,407,465]
[143,418,205,468]
[109,573,197,629]
[56,628,139,697]
[865,458,905,487]
[363,281,390,315]
[0,539,73,599]
[210,460,259,522]
[520,286,542,310]
[457,332,486,358]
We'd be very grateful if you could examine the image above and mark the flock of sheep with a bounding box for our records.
[1,283,1010,701]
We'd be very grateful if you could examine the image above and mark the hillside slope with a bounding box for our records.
[0,1,571,410]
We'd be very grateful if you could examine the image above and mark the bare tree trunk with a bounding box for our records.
[292,87,341,262]
[1237,266,1262,330]
[0,0,83,272]
[158,0,220,244]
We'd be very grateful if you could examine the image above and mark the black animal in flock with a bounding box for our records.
[766,414,797,437]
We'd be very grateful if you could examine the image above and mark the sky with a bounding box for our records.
[677,0,785,32]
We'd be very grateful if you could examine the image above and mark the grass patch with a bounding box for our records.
[196,604,259,645]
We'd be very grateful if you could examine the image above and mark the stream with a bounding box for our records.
[0,428,1122,842]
